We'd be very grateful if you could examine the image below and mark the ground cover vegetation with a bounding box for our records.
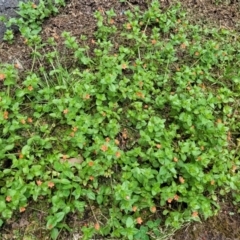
[0,0,240,239]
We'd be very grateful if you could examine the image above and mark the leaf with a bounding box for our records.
[73,200,85,212]
[126,217,134,228]
[55,212,65,222]
[51,228,59,240]
[21,145,31,155]
[60,155,83,165]
[58,179,71,184]
[97,195,103,204]
[0,201,6,212]
[47,212,65,229]
[2,209,12,219]
[86,191,95,200]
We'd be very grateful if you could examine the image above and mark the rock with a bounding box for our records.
[0,0,29,41]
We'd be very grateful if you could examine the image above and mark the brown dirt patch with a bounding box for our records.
[172,199,240,240]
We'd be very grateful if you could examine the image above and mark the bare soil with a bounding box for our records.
[1,0,240,239]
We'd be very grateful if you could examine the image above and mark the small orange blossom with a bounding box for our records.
[48,182,55,188]
[179,176,185,184]
[94,223,100,231]
[136,217,143,224]
[132,206,137,212]
[0,73,6,81]
[101,145,108,152]
[19,207,26,213]
[6,196,11,202]
[150,206,156,213]
[63,109,69,114]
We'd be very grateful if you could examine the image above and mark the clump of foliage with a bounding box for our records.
[1,0,66,42]
[0,0,240,239]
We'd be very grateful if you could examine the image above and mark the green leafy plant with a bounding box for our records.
[2,0,66,42]
[0,0,240,239]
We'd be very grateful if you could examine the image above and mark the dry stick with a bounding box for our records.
[126,0,144,14]
[87,199,103,224]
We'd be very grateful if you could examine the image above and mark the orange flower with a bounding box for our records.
[62,155,68,160]
[83,94,90,100]
[136,217,143,224]
[126,23,132,30]
[167,198,173,203]
[179,176,185,184]
[94,223,100,231]
[156,144,161,149]
[36,180,42,186]
[27,85,33,91]
[192,211,198,218]
[101,145,108,152]
[14,62,23,69]
[6,196,11,202]
[88,161,94,167]
[48,182,55,188]
[19,153,24,159]
[63,109,69,114]
[0,73,6,81]
[3,111,8,120]
[151,39,157,45]
[115,151,121,158]
[105,137,110,142]
[89,176,94,181]
[27,117,33,123]
[180,43,186,49]
[115,139,120,145]
[136,92,144,98]
[194,51,199,56]
[122,129,128,139]
[210,180,215,185]
[173,157,178,162]
[216,119,222,124]
[150,206,156,213]
[121,63,127,70]
[72,127,78,132]
[19,207,26,213]
[132,206,137,212]
[174,194,179,201]
[70,132,75,137]
[20,119,26,124]
[32,3,37,8]
[109,19,114,24]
